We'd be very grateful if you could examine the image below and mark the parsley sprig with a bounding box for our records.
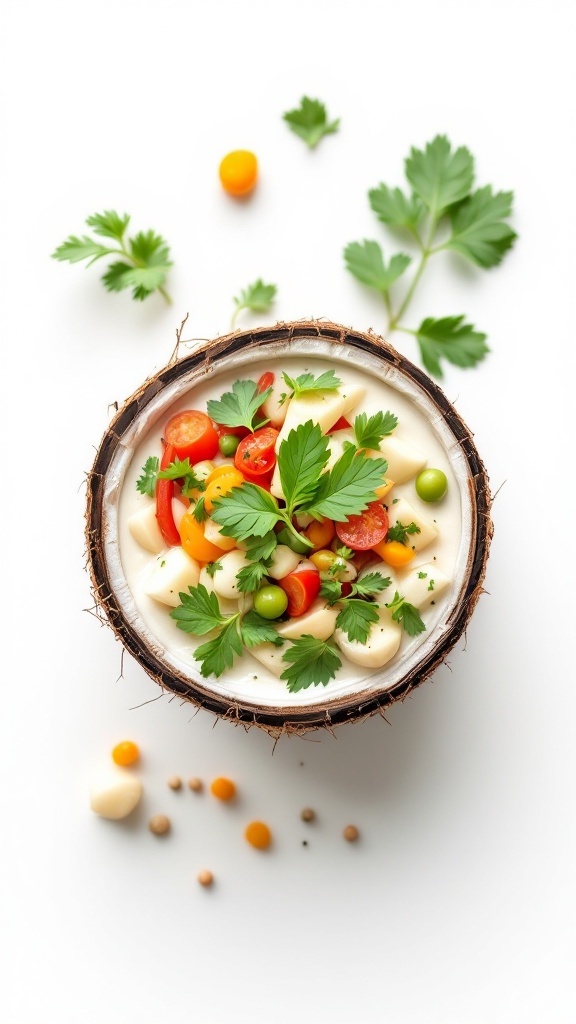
[353,411,398,450]
[282,97,340,149]
[320,572,392,644]
[280,636,342,692]
[280,370,342,405]
[157,458,207,498]
[385,592,426,636]
[344,135,517,376]
[52,210,172,303]
[170,585,283,678]
[136,456,160,497]
[231,280,277,328]
[206,379,273,433]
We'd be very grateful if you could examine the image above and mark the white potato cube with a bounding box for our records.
[198,566,242,615]
[334,607,402,669]
[203,517,237,551]
[276,600,339,641]
[387,497,438,551]
[260,377,289,428]
[127,500,165,554]
[394,561,450,610]
[248,642,285,677]
[341,384,366,416]
[144,547,200,607]
[212,550,253,600]
[378,435,427,483]
[267,545,301,580]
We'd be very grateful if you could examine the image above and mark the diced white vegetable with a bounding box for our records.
[144,547,200,607]
[248,643,285,677]
[203,517,237,551]
[212,550,253,600]
[198,566,252,614]
[334,607,402,669]
[193,460,216,481]
[388,497,438,551]
[276,600,339,641]
[172,498,188,530]
[267,545,301,580]
[378,435,427,484]
[90,768,142,820]
[260,377,289,428]
[393,561,450,609]
[127,501,165,554]
[340,384,366,417]
[325,433,347,471]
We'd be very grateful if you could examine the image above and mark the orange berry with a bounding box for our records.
[245,821,272,850]
[111,740,139,766]
[210,776,236,801]
[219,150,258,197]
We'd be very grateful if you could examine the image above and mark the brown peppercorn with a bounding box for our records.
[300,808,315,822]
[167,775,182,791]
[188,777,203,793]
[197,870,214,887]
[343,825,359,842]
[149,814,171,836]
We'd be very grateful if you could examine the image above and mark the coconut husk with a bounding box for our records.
[86,320,492,737]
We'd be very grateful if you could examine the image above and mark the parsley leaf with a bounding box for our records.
[368,185,425,236]
[244,532,278,562]
[206,379,273,433]
[211,483,282,539]
[335,600,380,644]
[194,618,244,678]
[236,559,270,593]
[405,135,474,218]
[279,420,330,516]
[192,496,207,522]
[283,96,340,149]
[240,611,284,649]
[280,636,342,692]
[320,578,343,605]
[170,584,227,634]
[232,279,277,327]
[336,545,353,561]
[52,211,172,303]
[385,591,426,637]
[415,316,489,378]
[281,370,342,400]
[446,186,517,268]
[350,572,391,598]
[303,445,388,522]
[353,410,398,450]
[387,521,421,545]
[157,457,206,497]
[343,241,411,293]
[136,456,159,496]
[205,561,222,578]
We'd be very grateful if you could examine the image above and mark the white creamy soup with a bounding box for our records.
[116,351,465,707]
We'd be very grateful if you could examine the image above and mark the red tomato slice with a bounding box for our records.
[164,410,219,462]
[278,569,320,617]
[234,426,279,481]
[335,502,389,551]
[328,416,351,433]
[257,371,274,393]
[156,443,181,547]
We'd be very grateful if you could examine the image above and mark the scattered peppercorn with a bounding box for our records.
[149,814,171,836]
[300,808,315,822]
[197,870,214,887]
[245,821,272,849]
[167,775,182,791]
[210,777,236,801]
[111,740,140,766]
[188,777,203,793]
[343,825,359,842]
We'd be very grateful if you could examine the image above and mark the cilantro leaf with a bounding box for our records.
[335,600,380,644]
[415,316,489,378]
[279,420,330,516]
[245,532,278,562]
[353,410,398,450]
[368,185,425,234]
[211,483,282,539]
[232,279,277,327]
[303,446,388,522]
[240,611,284,649]
[386,591,426,637]
[283,96,340,149]
[344,241,411,292]
[350,572,391,598]
[51,211,172,303]
[386,521,421,545]
[194,617,244,677]
[136,456,159,496]
[206,379,273,433]
[280,636,342,692]
[170,584,228,634]
[446,186,517,268]
[405,135,474,218]
[236,560,270,593]
[281,370,342,399]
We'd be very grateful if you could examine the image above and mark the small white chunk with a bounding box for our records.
[387,497,438,551]
[127,501,165,554]
[340,384,366,417]
[260,377,289,428]
[198,566,242,615]
[212,550,252,600]
[394,561,450,610]
[267,545,301,580]
[193,460,216,481]
[144,547,200,607]
[276,599,339,641]
[248,643,285,677]
[334,607,402,669]
[378,435,427,484]
[360,561,397,600]
[90,768,142,820]
[203,517,237,551]
[271,391,348,499]
[171,498,188,530]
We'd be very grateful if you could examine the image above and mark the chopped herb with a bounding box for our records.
[417,571,428,579]
[136,456,160,497]
[205,561,223,578]
[336,545,354,561]
[158,457,206,497]
[192,496,207,523]
[387,520,421,545]
[385,591,426,637]
[428,579,435,591]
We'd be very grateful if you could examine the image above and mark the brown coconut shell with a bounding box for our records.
[86,320,492,736]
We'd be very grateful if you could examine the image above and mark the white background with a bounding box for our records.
[1,1,575,1022]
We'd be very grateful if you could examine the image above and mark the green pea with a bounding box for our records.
[218,434,240,457]
[253,585,288,620]
[415,468,448,502]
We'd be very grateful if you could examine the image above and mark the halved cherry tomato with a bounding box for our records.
[328,416,351,433]
[203,468,245,513]
[156,443,181,547]
[164,410,219,462]
[234,426,279,482]
[278,569,320,617]
[335,502,389,551]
